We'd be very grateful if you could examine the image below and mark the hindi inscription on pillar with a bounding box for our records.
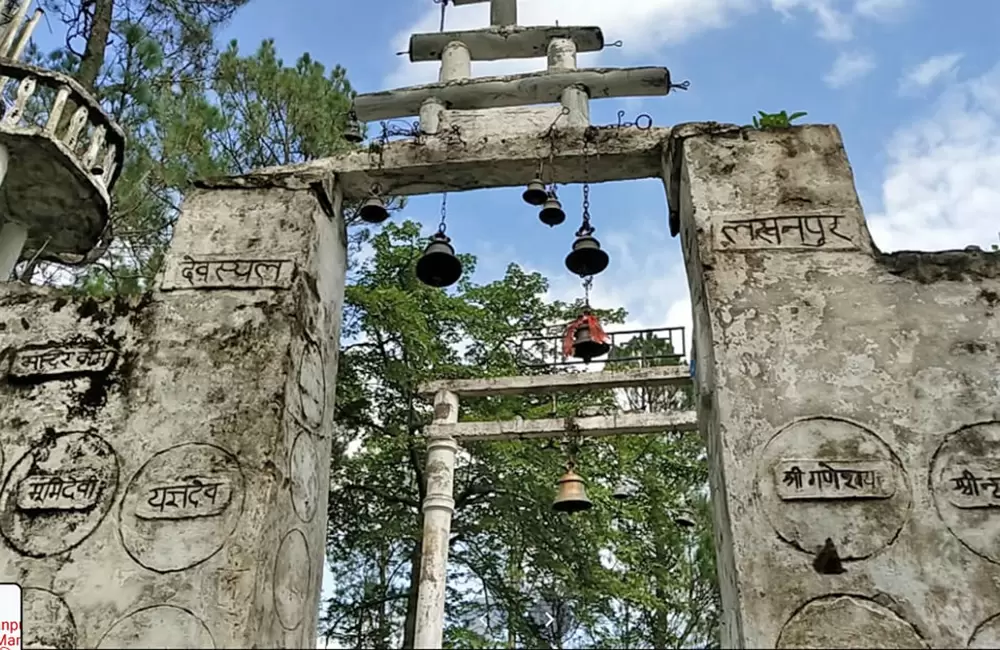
[714,213,859,252]
[775,460,895,501]
[160,254,297,291]
[9,345,117,379]
[756,416,910,560]
[930,421,1000,564]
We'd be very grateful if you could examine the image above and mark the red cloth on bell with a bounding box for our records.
[562,312,609,358]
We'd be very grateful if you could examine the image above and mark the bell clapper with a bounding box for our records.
[359,183,390,224]
[415,193,464,288]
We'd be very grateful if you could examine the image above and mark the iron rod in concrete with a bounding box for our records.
[413,390,460,650]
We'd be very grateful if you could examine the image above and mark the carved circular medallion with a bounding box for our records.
[930,421,1000,564]
[22,587,77,649]
[0,431,119,557]
[289,431,320,523]
[755,417,910,560]
[96,604,215,648]
[777,594,927,648]
[273,528,311,631]
[295,337,325,433]
[118,443,245,573]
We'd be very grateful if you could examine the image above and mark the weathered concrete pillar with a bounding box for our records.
[664,122,1000,648]
[0,177,346,648]
[439,41,471,82]
[413,390,459,649]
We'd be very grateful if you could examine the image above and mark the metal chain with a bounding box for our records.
[579,137,594,235]
[437,192,448,234]
[582,276,593,305]
[433,0,448,31]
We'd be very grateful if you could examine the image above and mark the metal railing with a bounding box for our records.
[516,325,687,369]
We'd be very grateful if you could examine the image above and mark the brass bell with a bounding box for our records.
[538,193,566,227]
[416,232,463,288]
[552,466,593,513]
[612,478,636,500]
[522,178,547,206]
[565,232,609,277]
[570,322,610,362]
[674,508,696,528]
[344,110,364,144]
[359,196,389,224]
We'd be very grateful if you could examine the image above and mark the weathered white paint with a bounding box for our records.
[0,0,32,58]
[418,364,691,397]
[214,125,671,199]
[439,41,471,82]
[547,37,577,71]
[426,410,699,442]
[354,66,671,122]
[0,142,26,280]
[439,105,566,139]
[413,390,460,650]
[409,26,603,62]
[419,98,446,136]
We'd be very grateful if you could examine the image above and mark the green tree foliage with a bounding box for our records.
[324,222,718,649]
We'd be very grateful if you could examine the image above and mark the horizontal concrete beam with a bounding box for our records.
[200,125,671,199]
[354,67,672,122]
[409,26,604,62]
[425,410,698,442]
[418,365,691,397]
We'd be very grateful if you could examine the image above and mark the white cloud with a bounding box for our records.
[823,51,876,88]
[380,0,893,90]
[868,62,1000,252]
[899,53,964,94]
[854,0,909,19]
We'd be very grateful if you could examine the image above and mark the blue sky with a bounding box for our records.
[216,0,1000,338]
[215,1,1000,633]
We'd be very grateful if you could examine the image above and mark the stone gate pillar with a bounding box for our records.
[0,178,345,648]
[665,123,1000,649]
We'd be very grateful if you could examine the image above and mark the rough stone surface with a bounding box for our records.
[0,183,345,648]
[666,123,1000,648]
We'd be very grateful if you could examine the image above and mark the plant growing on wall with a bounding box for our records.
[751,110,808,129]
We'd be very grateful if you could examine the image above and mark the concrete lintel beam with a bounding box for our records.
[425,410,699,442]
[201,125,671,199]
[409,26,604,62]
[354,66,672,122]
[418,365,692,397]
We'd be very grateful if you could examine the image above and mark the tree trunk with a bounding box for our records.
[402,531,423,648]
[75,0,115,92]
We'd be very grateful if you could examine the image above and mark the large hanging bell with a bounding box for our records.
[522,178,548,206]
[565,233,609,277]
[552,467,593,513]
[416,232,463,288]
[359,196,390,224]
[571,322,611,362]
[538,194,566,227]
[612,478,637,501]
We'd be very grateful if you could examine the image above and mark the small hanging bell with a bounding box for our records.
[552,466,593,513]
[565,232,609,277]
[522,178,548,206]
[571,322,611,362]
[612,480,634,500]
[538,193,566,227]
[343,109,364,144]
[675,508,696,528]
[416,232,463,288]
[359,196,390,224]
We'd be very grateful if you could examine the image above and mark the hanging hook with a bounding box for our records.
[437,192,448,234]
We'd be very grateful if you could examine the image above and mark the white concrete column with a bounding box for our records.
[0,142,27,281]
[490,0,516,26]
[547,37,577,71]
[419,98,446,136]
[439,41,471,82]
[413,390,460,650]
